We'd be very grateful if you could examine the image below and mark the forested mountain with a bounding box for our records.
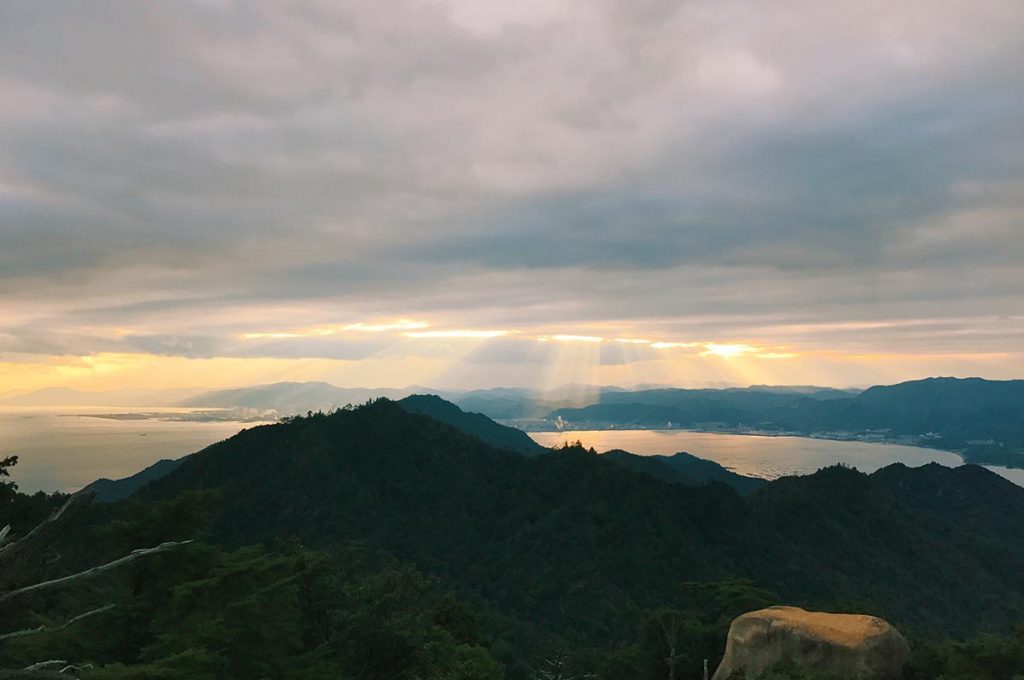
[84,395,761,498]
[4,400,1024,678]
[396,395,546,456]
[601,450,767,495]
[82,457,187,502]
[787,377,1024,444]
[550,377,1024,467]
[135,402,1024,638]
[173,378,1024,470]
[530,384,853,427]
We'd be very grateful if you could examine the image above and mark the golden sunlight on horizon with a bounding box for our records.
[2,325,1022,397]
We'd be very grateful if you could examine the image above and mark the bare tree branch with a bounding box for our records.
[0,494,87,556]
[0,603,116,642]
[0,493,94,592]
[0,526,11,548]
[58,665,91,675]
[0,541,191,605]
[12,662,93,678]
[20,663,63,672]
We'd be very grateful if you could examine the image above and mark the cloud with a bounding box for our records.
[0,0,1022,385]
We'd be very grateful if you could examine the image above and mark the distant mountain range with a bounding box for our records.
[550,377,1024,467]
[0,386,203,407]
[178,382,639,418]
[178,381,427,411]
[14,376,1024,468]
[0,380,855,414]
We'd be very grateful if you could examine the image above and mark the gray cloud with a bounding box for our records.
[1,0,1022,377]
[120,333,391,360]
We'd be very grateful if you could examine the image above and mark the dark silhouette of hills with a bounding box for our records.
[871,461,1024,546]
[171,380,853,420]
[132,398,1024,640]
[603,450,766,495]
[549,385,856,427]
[550,377,1024,467]
[87,395,760,498]
[82,457,188,501]
[397,394,546,456]
[179,381,427,411]
[95,375,1021,469]
[790,377,1024,439]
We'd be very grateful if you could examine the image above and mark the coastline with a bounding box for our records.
[520,422,1024,471]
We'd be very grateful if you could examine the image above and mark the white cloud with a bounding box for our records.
[0,0,1021,384]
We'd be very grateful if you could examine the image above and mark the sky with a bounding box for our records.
[1,0,1023,395]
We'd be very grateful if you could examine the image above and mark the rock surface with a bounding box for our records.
[712,606,910,679]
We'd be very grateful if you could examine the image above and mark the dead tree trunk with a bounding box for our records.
[0,491,190,679]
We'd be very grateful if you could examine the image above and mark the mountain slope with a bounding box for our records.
[602,449,767,495]
[397,394,546,456]
[547,378,1024,467]
[136,399,1024,640]
[748,464,1024,631]
[82,395,756,499]
[82,457,188,501]
[815,376,1024,439]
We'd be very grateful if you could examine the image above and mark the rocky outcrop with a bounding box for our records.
[712,606,910,679]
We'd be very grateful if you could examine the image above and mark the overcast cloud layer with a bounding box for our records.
[1,0,1022,389]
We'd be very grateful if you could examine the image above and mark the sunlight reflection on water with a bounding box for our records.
[0,407,267,493]
[529,429,1019,483]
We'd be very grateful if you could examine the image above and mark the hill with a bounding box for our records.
[549,378,1024,467]
[601,450,766,495]
[83,395,763,499]
[397,394,546,456]
[548,386,847,428]
[81,457,189,502]
[135,400,1024,646]
[14,398,1024,679]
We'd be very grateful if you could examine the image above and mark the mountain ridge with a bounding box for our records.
[83,395,763,499]
[129,398,1024,641]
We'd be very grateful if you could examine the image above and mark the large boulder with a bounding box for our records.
[712,606,910,679]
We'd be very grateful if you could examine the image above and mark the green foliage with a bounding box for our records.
[596,580,778,679]
[0,454,17,499]
[908,628,1024,680]
[5,401,1024,679]
[0,454,60,534]
[114,401,1024,675]
[7,541,503,680]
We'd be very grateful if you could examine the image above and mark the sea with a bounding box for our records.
[2,406,1021,492]
[529,429,1024,486]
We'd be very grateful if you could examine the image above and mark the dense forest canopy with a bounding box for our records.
[2,399,1024,678]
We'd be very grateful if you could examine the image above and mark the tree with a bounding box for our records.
[0,456,18,503]
[531,650,594,680]
[0,458,188,679]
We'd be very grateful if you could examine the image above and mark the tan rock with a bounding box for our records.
[712,606,910,679]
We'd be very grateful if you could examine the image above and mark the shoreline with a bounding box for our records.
[526,425,1024,471]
